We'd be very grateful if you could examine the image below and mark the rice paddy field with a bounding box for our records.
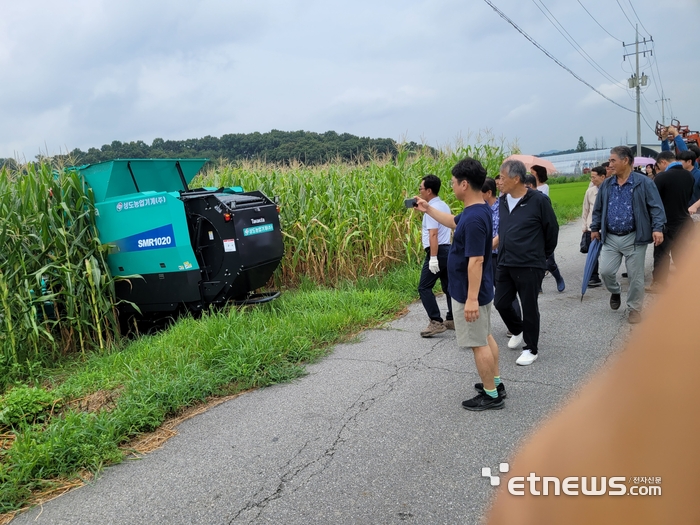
[548,180,589,225]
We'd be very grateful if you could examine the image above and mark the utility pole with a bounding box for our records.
[655,94,671,125]
[623,26,651,156]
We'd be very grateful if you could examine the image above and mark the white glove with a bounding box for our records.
[429,256,440,274]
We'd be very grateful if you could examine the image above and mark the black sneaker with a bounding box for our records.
[474,382,507,399]
[462,392,504,411]
[588,277,602,288]
[610,293,621,310]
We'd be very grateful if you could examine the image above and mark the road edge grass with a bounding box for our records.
[0,263,420,515]
[0,187,588,516]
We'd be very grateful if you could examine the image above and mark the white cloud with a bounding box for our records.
[0,0,699,158]
[578,83,630,109]
[503,97,540,121]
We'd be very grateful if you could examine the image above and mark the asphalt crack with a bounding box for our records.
[227,341,449,523]
[227,367,409,522]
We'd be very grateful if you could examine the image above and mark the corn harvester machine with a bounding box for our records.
[76,159,284,321]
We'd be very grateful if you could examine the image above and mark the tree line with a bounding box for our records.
[1,130,432,169]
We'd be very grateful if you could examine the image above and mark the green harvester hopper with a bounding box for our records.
[77,159,283,315]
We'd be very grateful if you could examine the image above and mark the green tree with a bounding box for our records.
[576,136,588,152]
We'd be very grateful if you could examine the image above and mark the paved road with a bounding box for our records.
[12,222,651,525]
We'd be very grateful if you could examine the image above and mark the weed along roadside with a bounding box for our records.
[0,269,420,517]
[0,140,588,518]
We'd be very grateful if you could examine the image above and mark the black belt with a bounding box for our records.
[609,230,635,236]
[425,245,450,252]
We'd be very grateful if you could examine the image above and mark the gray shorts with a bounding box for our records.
[453,300,492,348]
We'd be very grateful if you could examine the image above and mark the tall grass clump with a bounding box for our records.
[197,136,510,287]
[0,163,121,388]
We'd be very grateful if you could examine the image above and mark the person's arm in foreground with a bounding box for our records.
[581,189,591,232]
[487,226,700,525]
[645,179,666,246]
[464,256,483,322]
[414,197,456,229]
[590,180,605,242]
[689,196,700,215]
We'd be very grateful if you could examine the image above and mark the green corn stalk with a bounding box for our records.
[194,134,511,288]
[0,161,121,379]
[0,271,17,364]
[85,256,104,351]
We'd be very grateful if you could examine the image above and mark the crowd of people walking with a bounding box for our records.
[413,129,699,411]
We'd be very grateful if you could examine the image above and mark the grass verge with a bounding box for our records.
[0,184,583,516]
[0,263,419,514]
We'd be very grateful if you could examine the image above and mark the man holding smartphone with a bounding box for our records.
[416,174,454,337]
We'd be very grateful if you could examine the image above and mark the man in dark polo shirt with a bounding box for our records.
[590,146,666,324]
[415,158,503,411]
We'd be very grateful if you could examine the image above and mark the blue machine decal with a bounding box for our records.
[243,224,274,236]
[114,224,176,252]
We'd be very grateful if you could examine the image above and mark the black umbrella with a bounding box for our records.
[581,238,602,301]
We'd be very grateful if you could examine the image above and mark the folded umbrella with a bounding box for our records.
[581,238,602,301]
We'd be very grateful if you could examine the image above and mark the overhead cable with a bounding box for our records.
[576,0,624,43]
[482,0,635,114]
[626,0,652,38]
[531,0,626,89]
[615,0,639,32]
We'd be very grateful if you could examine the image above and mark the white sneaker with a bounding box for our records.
[516,350,538,366]
[507,332,524,349]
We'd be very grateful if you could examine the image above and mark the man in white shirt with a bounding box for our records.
[417,175,454,337]
[581,166,606,287]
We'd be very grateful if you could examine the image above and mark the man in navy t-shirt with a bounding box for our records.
[415,158,504,411]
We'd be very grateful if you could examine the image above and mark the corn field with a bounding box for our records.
[197,139,510,287]
[0,136,509,380]
[0,163,121,385]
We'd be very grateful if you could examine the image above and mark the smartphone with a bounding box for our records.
[404,198,417,208]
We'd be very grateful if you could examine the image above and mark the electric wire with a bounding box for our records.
[482,0,635,114]
[646,58,663,101]
[649,43,667,105]
[640,98,658,130]
[531,0,626,88]
[667,98,675,122]
[615,0,638,33]
[626,0,652,38]
[576,0,624,43]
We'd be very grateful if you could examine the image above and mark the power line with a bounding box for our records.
[667,98,675,121]
[643,56,663,100]
[531,0,626,88]
[623,52,661,103]
[615,0,638,32]
[649,43,666,104]
[639,98,658,131]
[481,0,635,114]
[576,0,624,43]
[626,0,652,38]
[640,112,656,134]
[622,40,664,108]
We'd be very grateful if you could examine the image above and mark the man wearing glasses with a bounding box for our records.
[590,146,666,324]
[417,175,454,337]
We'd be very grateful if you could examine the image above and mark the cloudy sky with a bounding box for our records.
[1,0,698,160]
